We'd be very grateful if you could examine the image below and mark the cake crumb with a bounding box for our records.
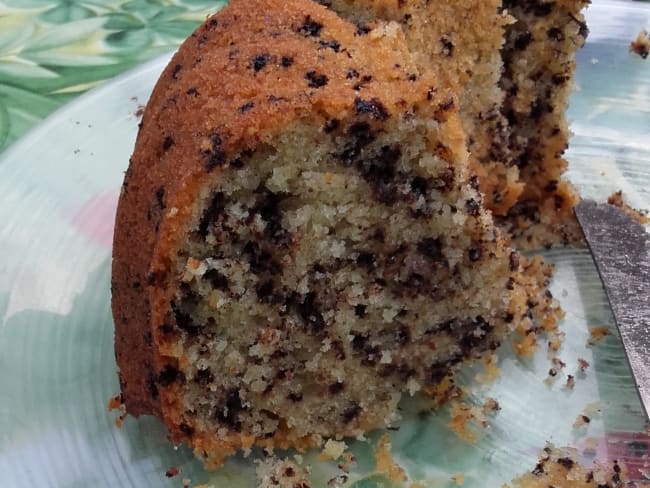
[165,466,180,478]
[573,414,591,429]
[181,478,191,488]
[319,439,347,461]
[578,358,590,372]
[476,353,501,384]
[375,434,408,483]
[513,330,538,357]
[588,326,610,346]
[607,190,649,224]
[337,452,357,475]
[507,444,629,487]
[483,397,501,413]
[451,473,465,485]
[255,456,311,488]
[107,393,127,428]
[630,29,650,59]
[448,401,490,442]
[565,374,576,390]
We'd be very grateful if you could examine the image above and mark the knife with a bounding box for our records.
[574,199,650,420]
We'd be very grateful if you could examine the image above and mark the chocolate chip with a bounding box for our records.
[287,391,303,402]
[324,119,339,133]
[194,368,214,386]
[147,371,159,398]
[533,3,553,16]
[204,269,229,291]
[395,325,410,344]
[280,56,294,67]
[354,97,389,120]
[532,462,545,476]
[171,64,182,79]
[514,32,533,50]
[417,237,443,261]
[198,192,226,237]
[162,136,174,152]
[355,23,371,35]
[354,304,367,318]
[215,389,247,431]
[251,53,271,72]
[295,292,325,332]
[468,248,481,262]
[440,36,454,56]
[158,364,182,387]
[342,402,361,423]
[298,16,323,37]
[465,198,480,216]
[179,423,194,436]
[305,71,328,88]
[329,382,344,394]
[171,301,200,335]
[346,68,360,79]
[557,457,575,470]
[238,101,254,113]
[319,39,340,52]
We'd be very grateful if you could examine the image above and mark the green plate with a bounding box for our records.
[1,2,649,486]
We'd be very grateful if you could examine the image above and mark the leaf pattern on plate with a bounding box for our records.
[0,0,226,152]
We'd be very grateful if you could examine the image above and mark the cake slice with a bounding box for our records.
[326,0,519,216]
[325,0,589,248]
[112,0,556,468]
[500,0,590,248]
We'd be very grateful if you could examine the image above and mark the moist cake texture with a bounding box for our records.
[112,0,558,468]
[501,0,590,248]
[325,0,589,248]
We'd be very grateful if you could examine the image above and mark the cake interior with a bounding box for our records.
[163,114,518,445]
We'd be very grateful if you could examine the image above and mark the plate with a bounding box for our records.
[0,2,649,486]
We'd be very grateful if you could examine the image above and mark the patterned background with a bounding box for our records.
[0,0,224,152]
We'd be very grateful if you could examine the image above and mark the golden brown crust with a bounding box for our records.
[112,0,461,427]
[326,0,514,215]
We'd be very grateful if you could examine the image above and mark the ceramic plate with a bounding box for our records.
[1,2,649,486]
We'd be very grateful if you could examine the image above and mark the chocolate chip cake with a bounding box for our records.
[112,0,557,468]
[325,0,589,248]
[501,0,590,248]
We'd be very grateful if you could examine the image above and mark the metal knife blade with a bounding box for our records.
[574,199,650,419]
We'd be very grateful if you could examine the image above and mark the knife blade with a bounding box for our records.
[574,199,650,420]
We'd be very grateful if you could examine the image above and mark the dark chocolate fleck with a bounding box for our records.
[158,364,182,387]
[305,71,329,88]
[162,136,174,152]
[280,56,294,67]
[329,382,344,394]
[354,97,389,120]
[342,402,361,423]
[557,457,575,470]
[324,119,340,133]
[204,268,229,291]
[298,16,323,37]
[194,368,214,386]
[171,64,182,80]
[417,237,443,261]
[251,53,271,72]
[238,101,254,113]
[319,39,340,52]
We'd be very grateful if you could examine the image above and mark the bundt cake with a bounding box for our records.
[325,0,589,247]
[112,0,557,468]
